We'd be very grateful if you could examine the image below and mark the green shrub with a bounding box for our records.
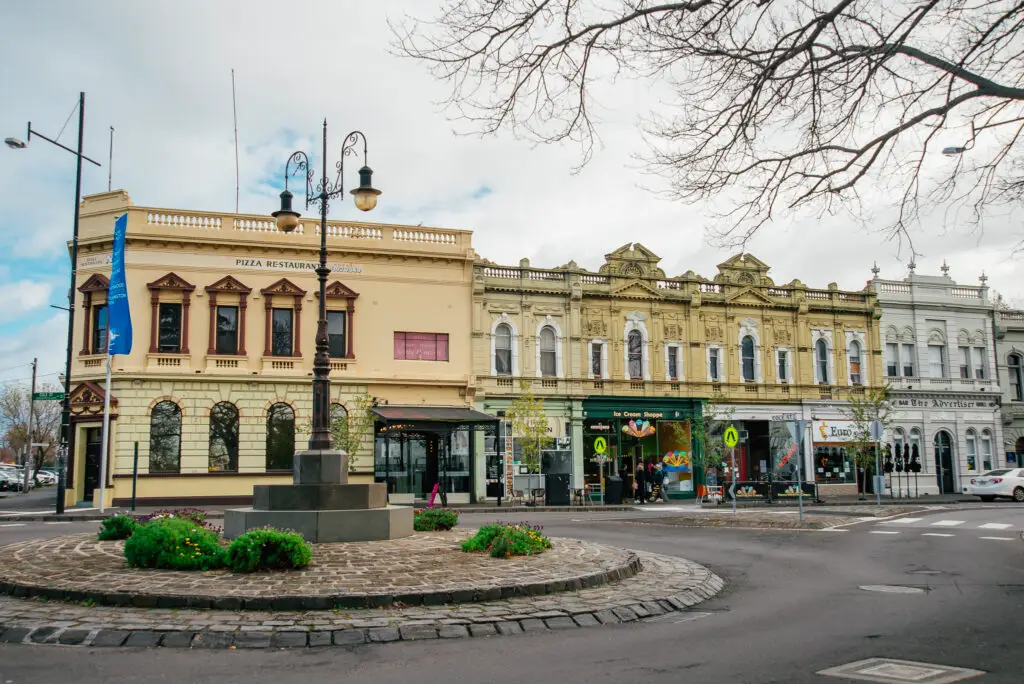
[413,508,459,531]
[461,523,552,558]
[98,514,138,541]
[136,508,214,530]
[123,517,225,571]
[225,528,312,573]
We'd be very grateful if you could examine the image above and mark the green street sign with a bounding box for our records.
[32,392,64,401]
[724,425,739,448]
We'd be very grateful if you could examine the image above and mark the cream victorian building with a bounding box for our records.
[65,190,489,508]
[472,244,884,499]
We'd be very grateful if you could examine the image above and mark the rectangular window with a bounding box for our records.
[982,435,993,471]
[591,343,602,378]
[959,346,971,379]
[966,436,977,471]
[92,304,108,354]
[157,302,182,353]
[902,343,915,377]
[215,305,238,355]
[394,332,449,361]
[709,348,720,381]
[928,345,946,378]
[974,347,986,379]
[777,350,788,382]
[667,345,679,380]
[327,311,347,358]
[271,308,293,356]
[885,343,899,377]
[849,347,862,385]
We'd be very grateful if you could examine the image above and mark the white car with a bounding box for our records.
[966,469,1024,502]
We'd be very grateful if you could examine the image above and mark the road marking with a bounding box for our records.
[859,585,926,594]
[930,520,965,527]
[870,530,900,535]
[44,521,70,525]
[883,517,923,525]
[979,536,1015,541]
[0,523,26,527]
[922,533,955,537]
[978,523,1012,530]
[0,510,49,517]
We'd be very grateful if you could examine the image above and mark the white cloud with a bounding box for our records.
[0,280,53,317]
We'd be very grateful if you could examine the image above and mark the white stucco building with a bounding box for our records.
[995,306,1024,465]
[874,263,1002,496]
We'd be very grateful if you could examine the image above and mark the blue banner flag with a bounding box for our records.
[107,213,133,356]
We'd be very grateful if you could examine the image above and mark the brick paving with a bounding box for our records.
[0,550,723,648]
[0,532,638,609]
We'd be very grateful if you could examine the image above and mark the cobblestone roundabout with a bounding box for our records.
[0,550,723,649]
[0,532,638,609]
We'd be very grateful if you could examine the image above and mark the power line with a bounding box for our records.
[0,371,62,387]
[0,362,34,374]
[55,99,79,143]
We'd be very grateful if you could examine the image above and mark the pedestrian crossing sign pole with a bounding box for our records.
[724,426,739,514]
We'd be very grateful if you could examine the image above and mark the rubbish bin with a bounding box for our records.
[604,476,623,505]
[545,473,571,506]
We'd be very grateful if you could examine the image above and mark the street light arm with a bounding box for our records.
[27,125,101,167]
[283,150,314,207]
[331,130,369,196]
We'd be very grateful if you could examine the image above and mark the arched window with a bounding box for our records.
[627,330,643,380]
[816,339,830,385]
[149,401,181,474]
[1009,353,1023,401]
[892,427,906,457]
[266,403,295,471]
[849,340,862,385]
[965,429,977,472]
[207,403,239,473]
[981,429,994,471]
[539,326,557,377]
[741,335,756,382]
[208,402,239,472]
[494,323,512,376]
[909,428,921,462]
[330,402,348,444]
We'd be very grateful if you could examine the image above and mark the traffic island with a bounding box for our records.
[0,532,639,609]
[0,550,724,648]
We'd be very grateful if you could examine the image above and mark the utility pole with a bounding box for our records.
[22,358,37,493]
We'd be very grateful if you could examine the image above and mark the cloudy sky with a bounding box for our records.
[1,0,1021,387]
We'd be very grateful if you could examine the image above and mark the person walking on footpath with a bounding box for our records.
[634,460,647,505]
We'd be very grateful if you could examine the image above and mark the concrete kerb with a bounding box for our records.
[0,552,725,649]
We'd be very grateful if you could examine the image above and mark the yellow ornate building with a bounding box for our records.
[472,243,883,498]
[66,190,489,508]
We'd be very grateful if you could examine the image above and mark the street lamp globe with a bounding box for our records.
[350,165,381,212]
[5,137,27,149]
[271,189,301,232]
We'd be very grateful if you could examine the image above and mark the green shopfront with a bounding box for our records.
[582,398,704,500]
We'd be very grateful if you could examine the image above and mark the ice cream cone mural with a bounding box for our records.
[622,419,656,438]
[662,450,692,472]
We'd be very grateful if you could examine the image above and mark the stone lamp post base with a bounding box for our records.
[224,449,413,543]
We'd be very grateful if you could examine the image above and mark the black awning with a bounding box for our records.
[372,406,498,425]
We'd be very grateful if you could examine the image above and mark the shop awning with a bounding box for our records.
[372,406,498,425]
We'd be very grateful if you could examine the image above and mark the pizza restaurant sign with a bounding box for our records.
[78,251,363,274]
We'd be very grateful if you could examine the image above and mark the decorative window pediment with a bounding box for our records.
[147,272,195,292]
[260,278,306,297]
[78,273,110,293]
[205,275,251,295]
[319,280,360,300]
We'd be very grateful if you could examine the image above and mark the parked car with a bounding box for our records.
[34,470,56,485]
[0,470,23,492]
[966,469,1024,502]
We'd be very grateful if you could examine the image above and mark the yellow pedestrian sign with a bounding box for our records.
[594,436,607,455]
[724,425,739,448]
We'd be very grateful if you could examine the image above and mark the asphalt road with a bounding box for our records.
[0,505,1022,683]
[0,485,57,512]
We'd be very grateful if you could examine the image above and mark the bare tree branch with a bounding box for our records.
[395,0,1024,247]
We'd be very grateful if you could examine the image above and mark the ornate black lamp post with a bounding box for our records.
[270,122,380,451]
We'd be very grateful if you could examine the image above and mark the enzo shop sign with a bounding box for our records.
[812,420,872,443]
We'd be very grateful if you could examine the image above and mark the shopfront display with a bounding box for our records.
[582,398,703,499]
[811,419,863,488]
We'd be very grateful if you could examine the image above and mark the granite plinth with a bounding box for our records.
[223,505,414,543]
[293,449,348,485]
[252,483,387,511]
